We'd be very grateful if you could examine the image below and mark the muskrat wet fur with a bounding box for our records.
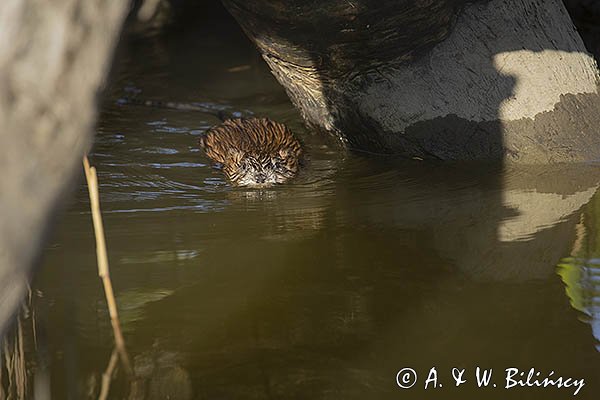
[199,118,303,187]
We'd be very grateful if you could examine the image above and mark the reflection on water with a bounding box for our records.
[4,5,600,400]
[559,257,600,351]
[558,207,600,352]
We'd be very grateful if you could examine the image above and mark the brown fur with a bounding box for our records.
[199,118,303,186]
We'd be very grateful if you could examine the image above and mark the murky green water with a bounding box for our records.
[4,8,600,400]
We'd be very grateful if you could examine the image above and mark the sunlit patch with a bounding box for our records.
[498,187,597,242]
[493,50,599,120]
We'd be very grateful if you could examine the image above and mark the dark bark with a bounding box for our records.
[564,0,600,59]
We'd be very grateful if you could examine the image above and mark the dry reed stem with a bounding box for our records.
[16,318,26,399]
[83,156,133,377]
[0,347,3,400]
[1,316,26,400]
[2,339,13,398]
[3,334,14,398]
[98,349,119,400]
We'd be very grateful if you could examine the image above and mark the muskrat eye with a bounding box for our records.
[272,157,283,169]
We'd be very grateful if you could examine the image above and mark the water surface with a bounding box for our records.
[5,8,600,400]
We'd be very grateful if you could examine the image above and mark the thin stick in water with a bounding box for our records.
[83,156,133,376]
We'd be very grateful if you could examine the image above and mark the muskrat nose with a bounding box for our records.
[255,173,266,183]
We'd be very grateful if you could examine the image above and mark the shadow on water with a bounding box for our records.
[4,1,600,399]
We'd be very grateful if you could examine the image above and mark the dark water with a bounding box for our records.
[4,8,600,400]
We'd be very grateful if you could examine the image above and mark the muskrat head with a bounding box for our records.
[199,118,303,187]
[224,149,299,187]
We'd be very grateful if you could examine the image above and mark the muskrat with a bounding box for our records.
[117,97,303,186]
[199,118,303,187]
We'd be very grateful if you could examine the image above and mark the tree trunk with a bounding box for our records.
[223,0,600,162]
[0,0,129,336]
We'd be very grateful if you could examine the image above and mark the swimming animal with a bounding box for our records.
[117,97,303,187]
[199,118,303,187]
